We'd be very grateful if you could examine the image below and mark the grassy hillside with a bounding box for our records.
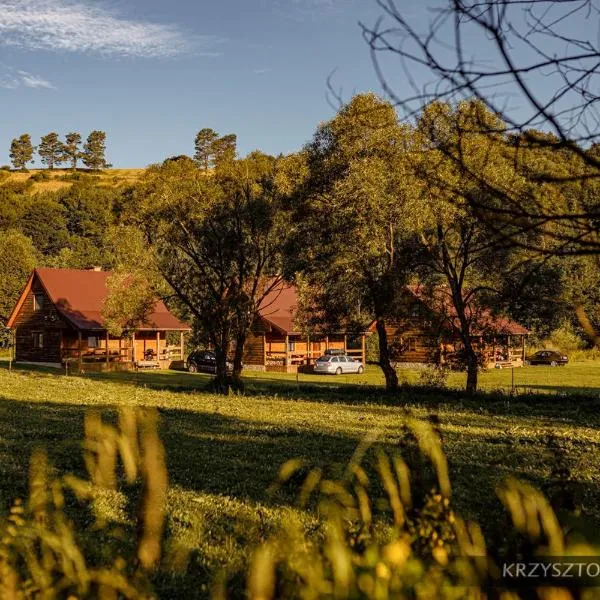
[2,168,144,193]
[0,364,598,596]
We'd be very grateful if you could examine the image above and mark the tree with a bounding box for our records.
[10,134,34,171]
[0,230,37,321]
[131,154,288,389]
[19,197,69,256]
[62,133,83,172]
[193,129,237,171]
[412,100,525,392]
[213,134,237,168]
[361,0,600,255]
[38,133,63,170]
[194,128,219,170]
[82,131,110,171]
[289,93,420,391]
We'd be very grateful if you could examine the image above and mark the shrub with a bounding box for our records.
[417,364,449,389]
[546,321,586,352]
[29,170,51,182]
[365,331,380,363]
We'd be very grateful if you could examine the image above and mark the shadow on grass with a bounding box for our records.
[1,392,600,598]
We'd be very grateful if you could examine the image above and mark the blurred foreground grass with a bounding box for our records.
[0,365,599,596]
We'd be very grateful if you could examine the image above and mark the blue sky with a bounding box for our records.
[0,0,402,168]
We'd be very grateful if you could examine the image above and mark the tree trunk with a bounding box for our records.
[376,317,398,391]
[464,339,478,393]
[213,334,231,393]
[232,331,246,391]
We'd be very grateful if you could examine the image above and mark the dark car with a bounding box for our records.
[526,350,568,366]
[187,350,233,374]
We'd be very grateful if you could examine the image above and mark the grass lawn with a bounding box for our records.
[0,361,599,596]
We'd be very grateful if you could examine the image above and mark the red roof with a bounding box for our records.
[8,268,190,331]
[408,285,529,336]
[257,282,299,334]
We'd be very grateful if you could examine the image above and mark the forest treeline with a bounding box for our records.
[2,96,599,392]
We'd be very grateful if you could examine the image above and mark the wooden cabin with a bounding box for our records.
[372,287,529,369]
[243,284,367,373]
[7,268,190,371]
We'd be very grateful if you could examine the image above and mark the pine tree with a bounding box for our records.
[9,134,34,171]
[62,132,83,172]
[82,130,110,171]
[38,132,63,169]
[213,134,237,168]
[194,128,218,170]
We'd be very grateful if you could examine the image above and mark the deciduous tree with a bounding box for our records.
[131,153,288,389]
[0,229,37,321]
[289,93,421,391]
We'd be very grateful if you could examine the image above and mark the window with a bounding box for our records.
[410,304,421,318]
[33,293,44,311]
[288,340,296,352]
[32,332,43,349]
[407,337,417,352]
[88,336,99,348]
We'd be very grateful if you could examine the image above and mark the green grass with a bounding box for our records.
[0,362,599,596]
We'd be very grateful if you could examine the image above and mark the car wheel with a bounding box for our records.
[357,366,364,374]
[335,367,342,375]
[188,363,197,373]
[550,361,558,367]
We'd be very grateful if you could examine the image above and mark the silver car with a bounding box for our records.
[314,354,365,375]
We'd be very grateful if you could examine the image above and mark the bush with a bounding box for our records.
[0,165,11,171]
[365,331,380,363]
[417,364,448,388]
[547,321,586,352]
[29,170,51,182]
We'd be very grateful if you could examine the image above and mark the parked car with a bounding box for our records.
[187,350,234,374]
[314,354,364,375]
[526,350,568,366]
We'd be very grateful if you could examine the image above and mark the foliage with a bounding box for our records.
[82,130,110,171]
[10,134,34,171]
[194,128,237,171]
[417,365,448,389]
[62,132,83,171]
[412,100,525,392]
[38,132,63,169]
[18,197,69,256]
[290,93,421,391]
[132,153,289,387]
[0,229,37,319]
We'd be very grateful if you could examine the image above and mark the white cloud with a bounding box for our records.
[0,0,208,58]
[253,68,272,74]
[0,65,54,89]
[17,70,54,88]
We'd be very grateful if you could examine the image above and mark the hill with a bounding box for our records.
[1,168,144,193]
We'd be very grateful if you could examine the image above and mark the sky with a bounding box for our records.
[0,0,407,168]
